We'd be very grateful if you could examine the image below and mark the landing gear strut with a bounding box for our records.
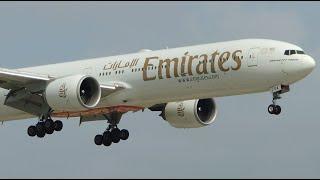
[27,116,63,138]
[268,85,289,115]
[94,112,129,147]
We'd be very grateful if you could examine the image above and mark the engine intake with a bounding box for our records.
[45,75,101,111]
[163,98,217,128]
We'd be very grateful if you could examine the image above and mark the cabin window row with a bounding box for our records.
[99,70,125,76]
[100,65,171,76]
[131,65,168,72]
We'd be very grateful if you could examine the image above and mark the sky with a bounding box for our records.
[0,1,318,178]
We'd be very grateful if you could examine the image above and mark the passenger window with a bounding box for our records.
[284,50,289,55]
[290,50,296,55]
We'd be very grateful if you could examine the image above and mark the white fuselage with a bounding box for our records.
[0,39,315,121]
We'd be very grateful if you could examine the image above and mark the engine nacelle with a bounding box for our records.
[164,98,217,128]
[45,75,101,111]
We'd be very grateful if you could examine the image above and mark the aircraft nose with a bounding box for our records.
[303,56,316,74]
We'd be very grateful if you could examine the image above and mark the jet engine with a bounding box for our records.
[161,98,218,128]
[45,75,101,111]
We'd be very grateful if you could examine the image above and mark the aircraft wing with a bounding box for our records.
[0,68,127,117]
[0,68,125,97]
[0,68,52,90]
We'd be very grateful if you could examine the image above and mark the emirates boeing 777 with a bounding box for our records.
[0,39,315,147]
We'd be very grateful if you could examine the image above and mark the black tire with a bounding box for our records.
[274,105,281,115]
[111,128,121,143]
[94,134,103,146]
[36,122,46,138]
[103,138,112,147]
[120,129,129,140]
[36,129,45,138]
[27,126,37,137]
[268,105,275,114]
[103,131,111,140]
[44,119,54,131]
[46,128,54,134]
[102,131,112,146]
[54,120,63,131]
[36,122,45,132]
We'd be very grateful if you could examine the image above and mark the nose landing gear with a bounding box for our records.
[267,85,289,115]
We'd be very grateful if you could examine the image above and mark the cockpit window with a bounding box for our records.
[297,50,305,54]
[284,49,305,55]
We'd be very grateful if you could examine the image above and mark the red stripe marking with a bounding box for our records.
[52,105,144,118]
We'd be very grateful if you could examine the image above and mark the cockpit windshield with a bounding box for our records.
[297,50,305,54]
[284,50,305,55]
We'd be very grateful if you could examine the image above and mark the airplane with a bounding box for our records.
[0,39,315,147]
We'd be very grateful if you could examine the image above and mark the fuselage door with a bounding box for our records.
[247,47,260,67]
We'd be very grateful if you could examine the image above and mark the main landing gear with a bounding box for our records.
[267,85,289,115]
[27,116,63,138]
[94,112,129,147]
[94,125,129,147]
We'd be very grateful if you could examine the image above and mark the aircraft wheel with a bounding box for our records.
[44,119,54,132]
[111,128,121,143]
[54,120,63,131]
[268,104,276,114]
[102,131,112,146]
[27,126,37,137]
[36,129,45,138]
[120,129,129,140]
[36,122,45,132]
[94,134,103,146]
[46,128,54,134]
[36,122,46,138]
[274,105,281,115]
